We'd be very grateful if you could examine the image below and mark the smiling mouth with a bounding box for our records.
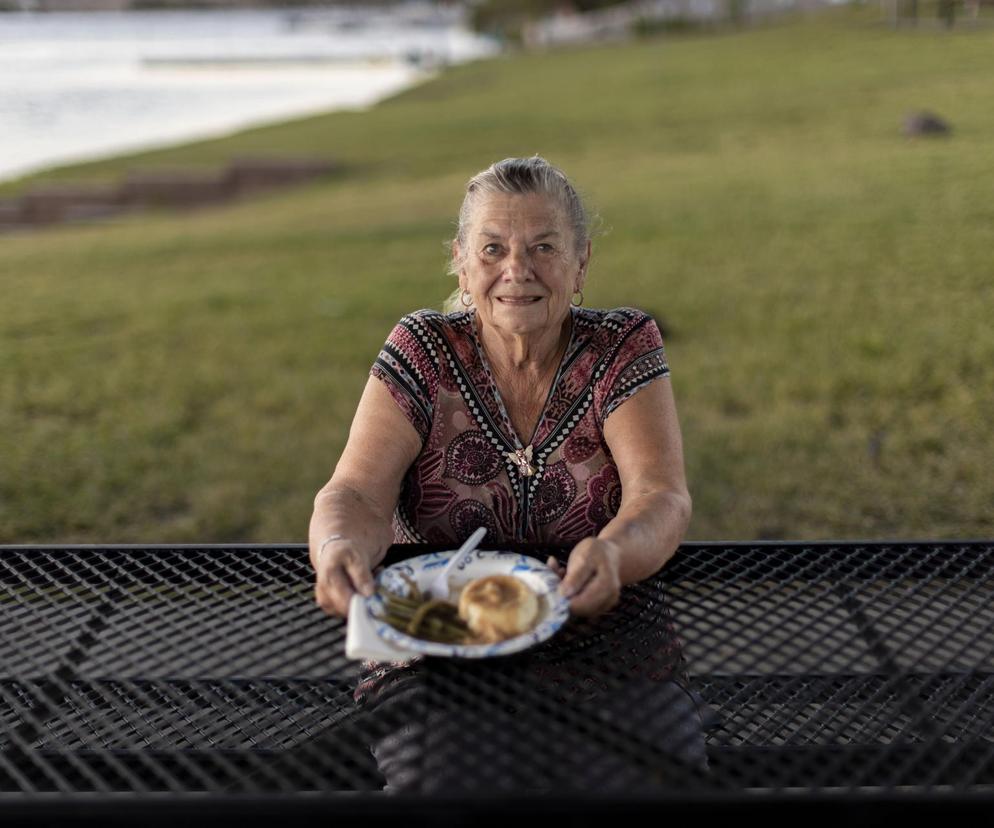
[497,297,542,305]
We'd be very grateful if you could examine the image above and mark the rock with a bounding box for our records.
[0,156,340,234]
[903,111,952,137]
[120,170,231,208]
[224,157,340,195]
[19,183,123,225]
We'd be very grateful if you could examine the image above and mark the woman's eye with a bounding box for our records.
[483,244,501,255]
[536,244,554,253]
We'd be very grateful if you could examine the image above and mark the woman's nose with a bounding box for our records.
[503,247,532,280]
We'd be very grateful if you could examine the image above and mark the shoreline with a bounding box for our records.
[0,62,432,188]
[0,5,498,187]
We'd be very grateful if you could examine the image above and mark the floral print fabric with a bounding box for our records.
[370,306,670,545]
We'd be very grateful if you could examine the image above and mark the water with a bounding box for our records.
[0,5,499,183]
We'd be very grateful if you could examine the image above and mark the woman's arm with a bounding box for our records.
[554,377,692,616]
[309,376,422,617]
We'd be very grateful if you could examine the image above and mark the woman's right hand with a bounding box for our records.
[313,537,377,618]
[309,376,423,618]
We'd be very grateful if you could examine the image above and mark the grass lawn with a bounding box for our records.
[2,7,992,544]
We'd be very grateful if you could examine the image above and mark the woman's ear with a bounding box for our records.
[576,239,592,290]
[452,240,461,268]
[453,241,468,287]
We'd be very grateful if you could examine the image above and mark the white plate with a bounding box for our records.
[366,550,570,658]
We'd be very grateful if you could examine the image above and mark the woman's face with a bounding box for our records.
[457,192,589,340]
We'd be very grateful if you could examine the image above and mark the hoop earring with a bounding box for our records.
[460,290,473,308]
[571,290,584,307]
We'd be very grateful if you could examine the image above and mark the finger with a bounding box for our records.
[569,568,618,617]
[559,553,597,599]
[322,565,357,616]
[564,558,603,607]
[343,554,376,598]
[569,585,615,616]
[565,546,618,612]
[314,580,346,618]
[546,555,566,577]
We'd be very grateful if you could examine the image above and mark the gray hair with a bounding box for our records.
[447,156,591,278]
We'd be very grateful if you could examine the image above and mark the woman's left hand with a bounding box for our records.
[547,537,622,617]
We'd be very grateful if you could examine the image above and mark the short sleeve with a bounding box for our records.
[369,312,441,444]
[594,310,670,425]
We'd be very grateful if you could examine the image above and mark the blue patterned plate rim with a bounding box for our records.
[366,550,570,659]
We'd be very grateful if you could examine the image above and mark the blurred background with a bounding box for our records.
[1,0,991,544]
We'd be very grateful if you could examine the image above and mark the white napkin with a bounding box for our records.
[345,593,419,662]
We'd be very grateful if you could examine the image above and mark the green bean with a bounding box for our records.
[406,599,450,635]
[381,611,415,627]
[375,585,471,644]
[399,573,422,602]
[383,594,422,609]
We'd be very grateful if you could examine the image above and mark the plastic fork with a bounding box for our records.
[426,526,487,601]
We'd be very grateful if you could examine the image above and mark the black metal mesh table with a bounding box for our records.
[2,541,994,824]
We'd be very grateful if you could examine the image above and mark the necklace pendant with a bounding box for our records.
[507,445,536,477]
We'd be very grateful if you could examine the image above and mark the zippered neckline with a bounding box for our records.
[469,306,576,453]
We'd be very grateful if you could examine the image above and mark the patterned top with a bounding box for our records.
[357,307,688,709]
[370,306,670,546]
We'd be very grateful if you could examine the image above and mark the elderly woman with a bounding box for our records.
[309,157,702,790]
